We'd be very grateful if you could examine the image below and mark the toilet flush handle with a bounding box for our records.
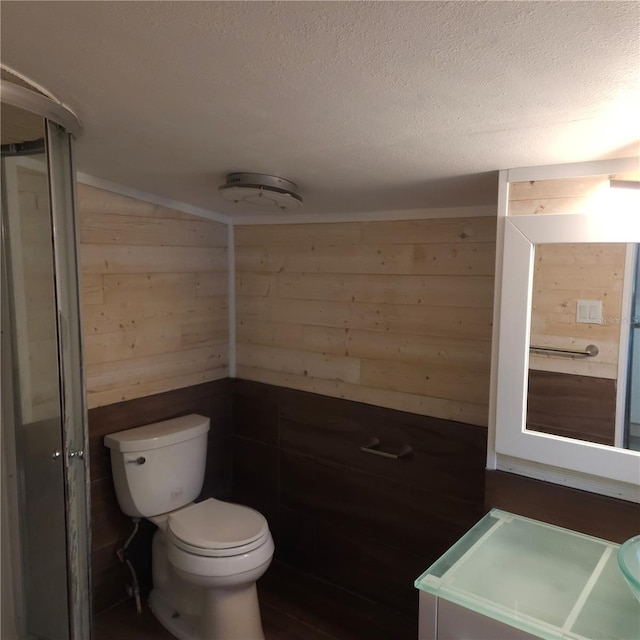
[127,456,146,465]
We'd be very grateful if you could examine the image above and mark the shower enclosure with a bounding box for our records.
[1,75,91,639]
[624,245,640,450]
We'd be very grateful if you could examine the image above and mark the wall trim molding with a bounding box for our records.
[506,156,639,183]
[76,172,231,224]
[231,205,497,226]
[496,454,640,503]
[74,173,497,225]
[614,243,636,447]
[486,170,508,471]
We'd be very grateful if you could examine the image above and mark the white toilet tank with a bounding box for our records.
[104,414,210,518]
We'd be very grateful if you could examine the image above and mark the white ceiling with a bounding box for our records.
[1,1,639,218]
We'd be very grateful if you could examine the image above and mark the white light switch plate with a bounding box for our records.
[576,299,602,324]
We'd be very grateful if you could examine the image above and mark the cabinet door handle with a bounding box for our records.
[360,438,412,460]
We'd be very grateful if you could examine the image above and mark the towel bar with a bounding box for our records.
[360,438,412,459]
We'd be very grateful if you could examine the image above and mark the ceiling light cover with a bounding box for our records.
[219,173,302,212]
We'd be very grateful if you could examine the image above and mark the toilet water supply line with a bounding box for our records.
[118,517,142,614]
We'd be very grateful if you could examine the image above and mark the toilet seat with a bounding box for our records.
[167,498,270,558]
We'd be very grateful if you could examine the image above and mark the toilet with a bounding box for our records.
[104,414,274,640]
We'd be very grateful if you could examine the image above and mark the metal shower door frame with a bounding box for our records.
[46,119,92,640]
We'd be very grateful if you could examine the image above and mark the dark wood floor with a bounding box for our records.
[93,562,417,640]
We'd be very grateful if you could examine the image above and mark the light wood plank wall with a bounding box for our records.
[78,185,229,408]
[508,173,638,378]
[7,165,59,422]
[508,170,639,216]
[235,217,496,427]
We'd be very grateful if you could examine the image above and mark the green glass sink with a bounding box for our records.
[618,535,640,602]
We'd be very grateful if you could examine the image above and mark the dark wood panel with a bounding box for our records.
[91,558,130,619]
[93,600,174,640]
[90,530,154,615]
[90,476,132,552]
[527,370,616,445]
[486,470,640,543]
[259,561,417,640]
[229,379,488,622]
[260,602,338,640]
[89,380,232,615]
[279,387,486,503]
[279,506,426,615]
[232,436,280,542]
[233,379,279,444]
[280,450,484,557]
[201,432,233,500]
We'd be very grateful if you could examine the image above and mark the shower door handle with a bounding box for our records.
[52,449,84,461]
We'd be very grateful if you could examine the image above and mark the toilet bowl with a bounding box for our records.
[104,415,274,640]
[150,499,274,640]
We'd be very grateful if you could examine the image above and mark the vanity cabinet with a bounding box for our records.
[415,509,639,640]
[418,593,537,639]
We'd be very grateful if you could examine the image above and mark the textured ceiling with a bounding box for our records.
[1,1,639,217]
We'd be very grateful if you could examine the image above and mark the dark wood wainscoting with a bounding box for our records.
[232,379,488,626]
[89,379,232,614]
[486,470,640,544]
[527,369,616,445]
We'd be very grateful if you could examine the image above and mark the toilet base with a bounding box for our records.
[200,583,264,640]
[149,584,265,640]
[150,589,199,640]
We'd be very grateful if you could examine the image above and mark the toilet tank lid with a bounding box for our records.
[104,414,210,453]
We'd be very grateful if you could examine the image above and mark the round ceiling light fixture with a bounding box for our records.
[218,173,303,212]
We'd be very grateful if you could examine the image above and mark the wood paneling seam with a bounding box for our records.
[228,223,237,377]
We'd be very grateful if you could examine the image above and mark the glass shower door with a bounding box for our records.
[1,98,90,640]
[2,143,71,639]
